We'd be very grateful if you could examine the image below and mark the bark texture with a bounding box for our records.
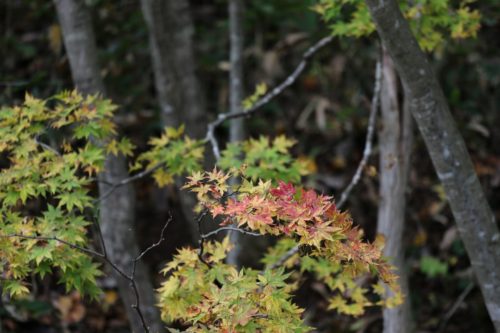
[140,0,207,242]
[226,0,246,267]
[140,0,206,138]
[377,50,413,333]
[365,0,500,330]
[54,0,104,94]
[228,0,245,144]
[54,1,164,332]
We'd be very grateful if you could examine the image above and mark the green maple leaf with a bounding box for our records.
[56,189,91,211]
[3,190,20,206]
[4,280,30,298]
[30,245,54,265]
[19,184,37,203]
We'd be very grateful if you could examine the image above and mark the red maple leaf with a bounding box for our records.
[269,181,295,199]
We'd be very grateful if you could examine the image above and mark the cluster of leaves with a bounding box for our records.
[1,92,402,332]
[158,237,310,333]
[0,91,310,302]
[313,0,481,51]
[419,255,448,278]
[130,125,205,187]
[218,136,311,184]
[242,83,268,111]
[0,91,120,299]
[0,93,213,301]
[164,170,402,329]
[136,127,309,189]
[261,237,402,315]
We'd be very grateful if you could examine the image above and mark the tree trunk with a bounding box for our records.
[53,1,164,332]
[226,0,246,267]
[140,0,206,138]
[377,49,413,333]
[365,0,500,330]
[140,0,207,242]
[228,0,245,145]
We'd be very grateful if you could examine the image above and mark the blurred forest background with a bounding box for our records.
[1,0,500,332]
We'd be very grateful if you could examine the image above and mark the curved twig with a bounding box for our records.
[206,35,334,160]
[201,226,260,239]
[336,59,382,208]
[96,163,164,203]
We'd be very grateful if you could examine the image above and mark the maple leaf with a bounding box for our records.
[209,203,225,218]
[273,135,296,153]
[185,171,205,188]
[159,276,181,298]
[224,197,250,216]
[269,181,295,198]
[4,280,30,298]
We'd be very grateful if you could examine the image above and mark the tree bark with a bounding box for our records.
[228,0,245,145]
[226,0,246,267]
[140,0,206,138]
[54,1,164,332]
[377,49,413,333]
[140,0,207,242]
[365,0,500,330]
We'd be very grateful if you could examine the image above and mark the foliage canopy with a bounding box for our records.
[0,93,401,331]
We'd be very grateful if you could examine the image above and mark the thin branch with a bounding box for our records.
[201,226,260,239]
[1,234,104,258]
[35,137,61,156]
[336,59,382,208]
[112,216,173,332]
[195,211,223,288]
[120,218,172,332]
[267,58,383,271]
[438,282,475,333]
[206,35,334,160]
[96,163,164,203]
[0,80,31,87]
[1,232,130,282]
[194,210,212,268]
[132,217,172,275]
[267,246,300,271]
[91,208,108,261]
[251,313,269,320]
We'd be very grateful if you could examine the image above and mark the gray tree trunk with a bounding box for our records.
[365,0,500,330]
[140,0,206,138]
[377,50,413,333]
[54,1,164,332]
[140,0,207,242]
[228,0,245,145]
[226,0,246,267]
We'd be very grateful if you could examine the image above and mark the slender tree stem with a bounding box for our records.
[365,0,500,328]
[206,35,334,160]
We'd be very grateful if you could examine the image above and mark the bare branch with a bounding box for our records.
[438,282,475,332]
[0,80,31,87]
[206,35,334,160]
[134,216,172,264]
[96,163,164,203]
[35,137,61,156]
[201,226,260,239]
[337,59,382,208]
[266,246,300,271]
[120,218,172,333]
[194,210,212,268]
[1,234,104,258]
